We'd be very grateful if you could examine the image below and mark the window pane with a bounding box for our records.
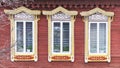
[26,22,33,52]
[17,22,23,52]
[63,23,69,52]
[53,23,60,52]
[99,23,106,53]
[90,23,97,53]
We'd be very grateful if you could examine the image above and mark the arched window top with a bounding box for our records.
[43,6,78,16]
[4,6,40,15]
[80,7,114,17]
[14,12,34,21]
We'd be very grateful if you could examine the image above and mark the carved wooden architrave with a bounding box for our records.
[4,6,41,61]
[43,6,78,62]
[80,7,114,63]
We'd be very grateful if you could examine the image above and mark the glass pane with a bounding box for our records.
[16,22,23,52]
[53,23,60,52]
[63,23,69,52]
[90,23,97,53]
[26,22,33,52]
[99,23,106,53]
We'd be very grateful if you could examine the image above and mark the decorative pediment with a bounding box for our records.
[80,7,114,16]
[4,6,40,15]
[43,6,78,15]
[89,13,108,22]
[52,12,71,21]
[14,12,34,20]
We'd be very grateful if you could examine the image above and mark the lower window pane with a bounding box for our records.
[26,22,33,52]
[63,23,69,52]
[53,23,60,52]
[17,22,23,52]
[99,23,106,53]
[90,23,97,53]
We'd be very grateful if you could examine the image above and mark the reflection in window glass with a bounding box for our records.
[90,23,107,54]
[53,22,70,53]
[63,23,69,52]
[90,23,97,53]
[16,22,33,53]
[17,22,23,52]
[53,23,60,52]
[26,22,33,52]
[99,23,106,53]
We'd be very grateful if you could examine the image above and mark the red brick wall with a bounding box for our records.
[0,6,120,68]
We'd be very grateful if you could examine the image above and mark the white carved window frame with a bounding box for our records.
[43,6,78,62]
[80,7,114,63]
[4,6,40,61]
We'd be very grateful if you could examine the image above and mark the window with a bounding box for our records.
[15,21,34,53]
[80,7,114,63]
[52,21,71,54]
[43,6,78,62]
[4,6,40,61]
[89,22,107,54]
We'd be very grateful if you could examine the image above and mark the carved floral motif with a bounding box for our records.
[52,56,70,60]
[89,13,108,22]
[52,12,71,21]
[88,56,107,60]
[14,55,34,60]
[14,12,34,20]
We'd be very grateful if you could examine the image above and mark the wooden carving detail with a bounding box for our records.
[14,12,34,20]
[51,56,71,60]
[89,13,108,22]
[88,56,107,61]
[52,12,71,21]
[14,55,34,60]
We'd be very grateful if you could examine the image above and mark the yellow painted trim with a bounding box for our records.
[4,6,41,61]
[4,6,41,15]
[43,6,78,15]
[47,15,52,62]
[44,7,77,62]
[81,8,114,63]
[10,15,15,61]
[34,15,39,61]
[107,17,111,62]
[84,17,89,63]
[80,7,114,16]
[71,15,75,62]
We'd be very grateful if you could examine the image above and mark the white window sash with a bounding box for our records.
[52,21,71,54]
[89,22,108,54]
[15,21,34,54]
